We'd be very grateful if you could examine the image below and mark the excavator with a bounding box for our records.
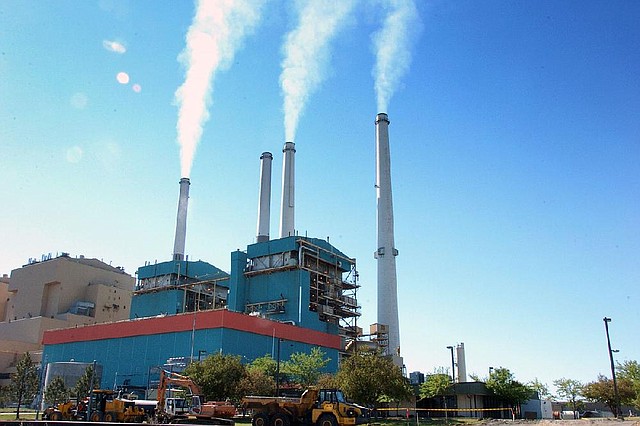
[156,369,235,424]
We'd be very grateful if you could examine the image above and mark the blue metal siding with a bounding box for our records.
[137,260,228,281]
[43,328,339,390]
[227,250,248,312]
[246,237,298,258]
[131,290,184,318]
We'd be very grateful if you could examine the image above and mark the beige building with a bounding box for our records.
[0,274,9,325]
[0,254,135,385]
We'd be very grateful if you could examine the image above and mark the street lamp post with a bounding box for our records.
[276,338,282,397]
[603,317,623,420]
[446,346,455,383]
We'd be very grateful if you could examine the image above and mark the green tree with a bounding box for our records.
[316,373,337,389]
[0,385,11,408]
[419,368,451,399]
[335,352,408,410]
[184,353,246,401]
[282,347,330,387]
[381,368,413,408]
[528,378,550,399]
[249,354,278,378]
[617,360,640,409]
[237,367,275,399]
[582,374,635,417]
[237,356,279,398]
[485,367,533,419]
[553,378,583,417]
[420,368,452,420]
[44,376,70,406]
[10,352,39,419]
[73,365,99,402]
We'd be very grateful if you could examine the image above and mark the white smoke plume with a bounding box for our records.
[372,0,420,113]
[281,0,356,142]
[175,0,264,178]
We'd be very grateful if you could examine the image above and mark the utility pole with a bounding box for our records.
[603,317,623,420]
[446,346,455,383]
[276,338,282,397]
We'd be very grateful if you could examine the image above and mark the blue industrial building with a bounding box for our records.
[42,236,361,392]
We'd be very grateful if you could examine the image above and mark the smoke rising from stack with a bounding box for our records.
[175,0,265,178]
[280,0,355,142]
[372,0,420,112]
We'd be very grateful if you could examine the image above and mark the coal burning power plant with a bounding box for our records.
[39,115,405,391]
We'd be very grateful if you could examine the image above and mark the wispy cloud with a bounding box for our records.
[103,39,127,54]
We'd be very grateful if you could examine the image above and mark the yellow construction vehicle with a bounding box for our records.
[42,400,86,421]
[87,389,147,422]
[242,387,368,426]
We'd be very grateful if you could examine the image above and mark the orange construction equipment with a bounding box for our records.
[156,369,235,424]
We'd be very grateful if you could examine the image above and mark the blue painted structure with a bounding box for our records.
[41,236,359,392]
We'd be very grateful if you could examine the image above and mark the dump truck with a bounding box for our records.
[87,389,147,422]
[156,369,235,424]
[242,387,368,426]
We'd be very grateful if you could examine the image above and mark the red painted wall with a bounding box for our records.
[42,309,341,349]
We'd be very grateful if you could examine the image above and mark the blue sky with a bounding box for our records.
[1,0,638,392]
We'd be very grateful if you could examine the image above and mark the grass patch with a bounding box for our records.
[0,409,37,420]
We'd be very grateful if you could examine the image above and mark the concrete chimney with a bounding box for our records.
[173,177,190,261]
[456,343,467,383]
[256,152,273,243]
[375,112,401,362]
[279,141,296,238]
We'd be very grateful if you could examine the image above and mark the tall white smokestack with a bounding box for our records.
[375,113,401,362]
[279,141,296,238]
[256,152,273,243]
[173,177,190,261]
[456,343,467,383]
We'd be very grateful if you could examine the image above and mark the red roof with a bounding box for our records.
[42,309,341,349]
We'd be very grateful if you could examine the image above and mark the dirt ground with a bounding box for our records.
[477,420,640,426]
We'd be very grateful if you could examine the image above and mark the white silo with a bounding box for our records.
[456,343,467,382]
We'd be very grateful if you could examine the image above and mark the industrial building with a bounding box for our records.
[40,138,368,391]
[38,113,401,394]
[42,235,361,391]
[0,255,135,386]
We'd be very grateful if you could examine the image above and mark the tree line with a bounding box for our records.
[4,351,639,420]
[421,362,640,418]
[1,348,411,418]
